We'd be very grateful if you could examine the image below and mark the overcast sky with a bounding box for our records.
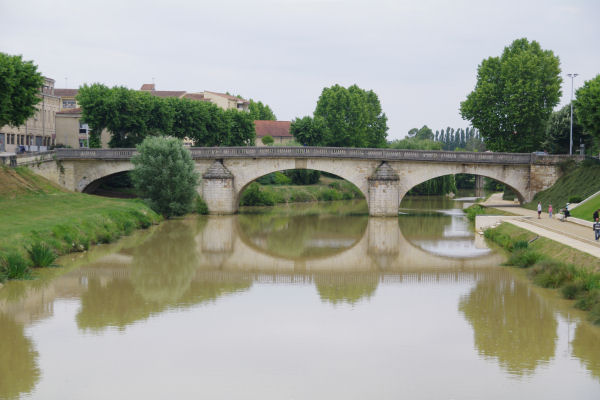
[1,0,598,140]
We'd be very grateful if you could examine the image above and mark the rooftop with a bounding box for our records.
[54,88,79,97]
[254,120,292,138]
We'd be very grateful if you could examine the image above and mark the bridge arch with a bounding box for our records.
[233,166,369,209]
[392,163,530,204]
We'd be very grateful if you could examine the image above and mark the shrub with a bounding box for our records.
[240,182,275,206]
[290,190,315,202]
[505,249,542,268]
[284,169,321,185]
[261,135,274,146]
[574,289,600,311]
[562,282,586,299]
[530,260,573,287]
[0,252,33,280]
[512,240,529,250]
[196,195,209,215]
[568,195,583,203]
[26,242,59,268]
[318,188,343,201]
[273,172,291,185]
[131,137,198,218]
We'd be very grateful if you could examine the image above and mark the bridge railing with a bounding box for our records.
[54,147,582,165]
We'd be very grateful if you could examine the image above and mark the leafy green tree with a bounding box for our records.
[0,53,44,128]
[460,38,562,152]
[543,104,588,154]
[131,137,199,218]
[261,135,274,145]
[249,99,276,120]
[289,115,327,146]
[407,125,434,140]
[79,85,254,148]
[291,84,388,147]
[222,108,255,146]
[575,74,600,139]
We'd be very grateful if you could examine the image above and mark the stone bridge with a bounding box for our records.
[22,147,577,216]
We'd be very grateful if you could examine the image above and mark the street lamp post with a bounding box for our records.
[567,73,579,155]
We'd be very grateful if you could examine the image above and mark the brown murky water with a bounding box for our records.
[1,198,599,399]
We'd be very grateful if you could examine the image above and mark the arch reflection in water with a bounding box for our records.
[459,271,558,376]
[399,210,491,259]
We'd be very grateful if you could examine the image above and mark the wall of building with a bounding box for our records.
[0,88,60,153]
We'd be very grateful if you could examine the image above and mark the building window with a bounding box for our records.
[79,122,89,134]
[63,100,76,109]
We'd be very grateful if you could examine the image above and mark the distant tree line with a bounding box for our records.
[77,84,256,148]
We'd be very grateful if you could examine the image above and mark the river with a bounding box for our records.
[1,197,599,399]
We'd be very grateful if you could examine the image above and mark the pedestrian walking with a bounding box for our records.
[594,218,600,241]
[548,203,553,219]
[593,209,599,222]
[537,202,542,219]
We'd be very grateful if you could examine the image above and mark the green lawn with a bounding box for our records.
[0,167,160,257]
[571,195,600,221]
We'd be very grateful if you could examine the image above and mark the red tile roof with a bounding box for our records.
[57,107,82,115]
[148,90,186,98]
[54,88,79,97]
[140,83,155,91]
[183,93,209,101]
[254,120,292,138]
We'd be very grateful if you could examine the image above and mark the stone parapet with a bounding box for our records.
[55,147,583,165]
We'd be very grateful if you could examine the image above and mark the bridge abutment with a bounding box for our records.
[368,162,400,217]
[202,161,237,214]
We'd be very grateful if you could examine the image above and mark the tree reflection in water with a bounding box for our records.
[315,273,379,305]
[0,313,40,399]
[572,322,600,381]
[459,274,557,376]
[76,219,251,331]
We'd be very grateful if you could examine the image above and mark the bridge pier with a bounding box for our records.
[368,162,400,217]
[202,160,237,214]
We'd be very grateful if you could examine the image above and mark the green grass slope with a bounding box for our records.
[524,159,600,211]
[0,166,160,264]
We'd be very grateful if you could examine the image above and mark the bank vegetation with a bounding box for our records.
[0,166,161,282]
[485,223,600,325]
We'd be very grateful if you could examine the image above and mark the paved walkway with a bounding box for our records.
[480,193,600,259]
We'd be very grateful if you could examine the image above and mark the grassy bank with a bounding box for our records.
[240,176,364,206]
[524,158,600,211]
[485,223,600,325]
[464,204,517,221]
[0,167,161,282]
[571,196,600,221]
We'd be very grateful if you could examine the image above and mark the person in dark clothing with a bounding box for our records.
[594,218,600,241]
[593,209,599,222]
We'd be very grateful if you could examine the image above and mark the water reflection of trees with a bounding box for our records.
[572,322,600,381]
[315,273,379,305]
[459,276,557,375]
[0,313,40,399]
[76,220,251,331]
[238,213,367,259]
[129,220,200,303]
[398,214,454,241]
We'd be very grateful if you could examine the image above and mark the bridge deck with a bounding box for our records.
[52,147,576,165]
